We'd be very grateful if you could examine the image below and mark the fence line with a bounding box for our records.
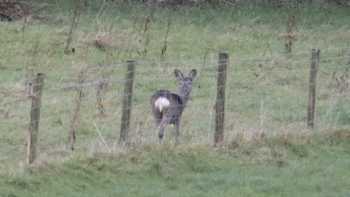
[39,49,348,72]
[1,57,349,112]
[26,55,349,94]
[1,49,350,165]
[1,51,347,92]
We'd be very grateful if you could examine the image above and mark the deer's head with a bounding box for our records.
[174,69,197,101]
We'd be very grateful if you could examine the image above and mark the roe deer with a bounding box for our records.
[151,69,197,144]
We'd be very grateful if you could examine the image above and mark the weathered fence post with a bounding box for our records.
[69,70,85,151]
[26,73,45,164]
[285,15,296,54]
[214,52,228,146]
[64,0,82,54]
[96,79,107,116]
[119,60,136,144]
[307,49,320,129]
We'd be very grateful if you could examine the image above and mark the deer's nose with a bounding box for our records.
[159,133,164,139]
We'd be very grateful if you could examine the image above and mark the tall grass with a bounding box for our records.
[1,133,350,197]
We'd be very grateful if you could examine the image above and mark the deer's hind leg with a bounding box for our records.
[174,121,180,145]
[158,116,171,143]
[152,107,163,127]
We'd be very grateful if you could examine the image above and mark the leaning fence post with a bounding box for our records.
[96,79,107,116]
[119,60,136,144]
[69,70,85,151]
[214,52,228,146]
[26,73,45,164]
[307,49,320,129]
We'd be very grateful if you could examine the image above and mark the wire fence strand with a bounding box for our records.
[2,49,350,165]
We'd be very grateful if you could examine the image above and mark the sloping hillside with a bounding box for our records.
[1,136,350,197]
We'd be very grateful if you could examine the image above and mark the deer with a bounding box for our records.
[150,69,197,144]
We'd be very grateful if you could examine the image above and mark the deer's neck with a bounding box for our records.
[178,90,190,106]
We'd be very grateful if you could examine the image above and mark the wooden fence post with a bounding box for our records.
[285,15,296,54]
[96,79,107,116]
[69,70,85,151]
[64,0,82,54]
[26,73,45,164]
[307,49,320,129]
[214,52,228,145]
[119,60,136,144]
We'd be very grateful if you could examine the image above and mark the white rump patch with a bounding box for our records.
[155,97,170,112]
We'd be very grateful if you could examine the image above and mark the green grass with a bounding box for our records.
[1,134,350,197]
[1,1,350,195]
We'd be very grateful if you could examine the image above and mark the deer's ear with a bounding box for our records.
[189,69,197,79]
[174,69,184,81]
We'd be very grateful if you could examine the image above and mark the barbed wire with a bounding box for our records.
[0,56,348,115]
[1,50,349,125]
[0,49,348,92]
[31,48,348,72]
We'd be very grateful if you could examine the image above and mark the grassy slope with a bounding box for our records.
[1,136,350,197]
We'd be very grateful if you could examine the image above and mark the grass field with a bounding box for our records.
[1,134,350,197]
[0,1,350,196]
